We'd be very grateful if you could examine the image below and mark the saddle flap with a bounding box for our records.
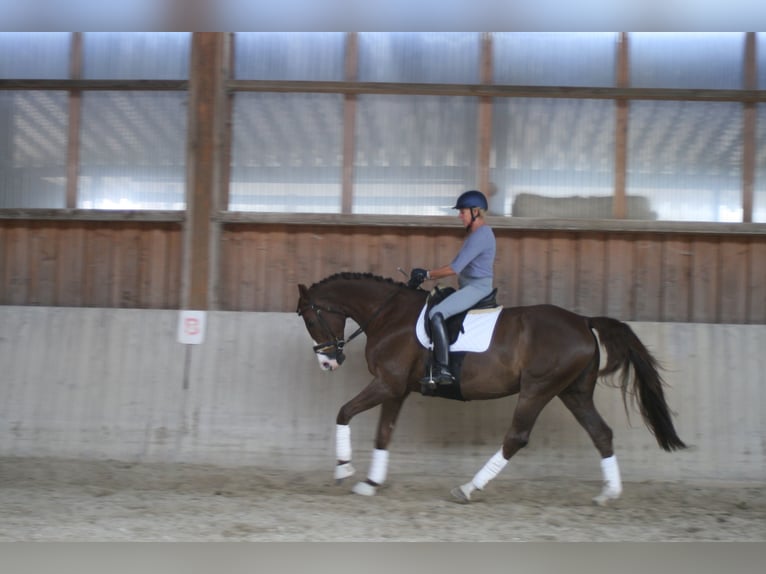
[415,302,502,354]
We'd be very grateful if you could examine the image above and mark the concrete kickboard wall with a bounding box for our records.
[0,306,763,483]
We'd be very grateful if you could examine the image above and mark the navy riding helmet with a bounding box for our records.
[453,189,488,211]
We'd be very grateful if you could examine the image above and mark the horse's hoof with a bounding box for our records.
[352,481,377,496]
[592,488,621,506]
[334,462,355,481]
[450,484,472,503]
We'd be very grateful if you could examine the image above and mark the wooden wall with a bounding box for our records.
[0,220,182,308]
[219,223,766,324]
[1,218,765,324]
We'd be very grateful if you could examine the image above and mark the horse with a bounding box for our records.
[296,272,686,504]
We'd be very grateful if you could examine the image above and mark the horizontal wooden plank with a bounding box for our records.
[3,208,766,237]
[0,79,188,91]
[0,209,185,222]
[218,212,766,236]
[227,80,766,103]
[5,78,763,102]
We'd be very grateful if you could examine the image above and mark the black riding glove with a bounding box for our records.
[408,268,428,289]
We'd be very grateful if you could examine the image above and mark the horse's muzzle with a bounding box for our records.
[316,352,342,371]
[313,342,346,370]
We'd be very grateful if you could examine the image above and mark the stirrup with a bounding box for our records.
[422,367,455,386]
[419,369,437,391]
[435,376,455,386]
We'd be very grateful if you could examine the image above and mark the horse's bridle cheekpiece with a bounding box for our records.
[298,289,401,365]
[297,302,350,365]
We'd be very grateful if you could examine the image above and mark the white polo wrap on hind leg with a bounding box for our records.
[452,449,509,502]
[472,449,508,490]
[600,454,622,496]
[368,448,389,485]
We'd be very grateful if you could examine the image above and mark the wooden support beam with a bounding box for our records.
[478,33,493,199]
[183,33,228,310]
[742,32,757,223]
[218,33,234,214]
[341,33,358,214]
[209,33,233,308]
[65,33,82,209]
[613,32,629,219]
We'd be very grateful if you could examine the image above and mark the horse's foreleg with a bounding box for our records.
[334,377,393,485]
[351,449,388,496]
[334,423,355,482]
[352,395,407,496]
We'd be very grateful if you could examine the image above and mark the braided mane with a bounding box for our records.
[310,271,408,291]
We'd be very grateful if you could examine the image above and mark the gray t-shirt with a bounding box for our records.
[450,225,496,280]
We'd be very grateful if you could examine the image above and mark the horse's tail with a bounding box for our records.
[588,316,687,452]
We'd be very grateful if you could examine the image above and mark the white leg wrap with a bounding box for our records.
[351,481,377,496]
[367,448,389,485]
[471,449,508,490]
[335,424,351,461]
[593,454,622,505]
[600,454,622,494]
[334,462,355,480]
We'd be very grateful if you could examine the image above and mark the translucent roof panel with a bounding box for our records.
[0,91,68,208]
[630,33,746,90]
[230,92,344,213]
[0,32,70,79]
[627,101,743,222]
[78,92,187,210]
[353,94,479,215]
[493,33,618,88]
[358,33,481,84]
[82,33,191,80]
[235,32,346,81]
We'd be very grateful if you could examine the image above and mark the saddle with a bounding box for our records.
[423,286,498,344]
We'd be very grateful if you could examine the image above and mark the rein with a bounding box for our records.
[298,288,402,363]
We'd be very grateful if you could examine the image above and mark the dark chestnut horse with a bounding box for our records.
[297,272,686,504]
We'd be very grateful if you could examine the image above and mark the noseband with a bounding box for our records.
[297,302,355,365]
[297,289,401,365]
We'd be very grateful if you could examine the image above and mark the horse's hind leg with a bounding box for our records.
[558,387,622,505]
[451,390,554,503]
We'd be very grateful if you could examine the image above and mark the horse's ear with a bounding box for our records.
[298,284,309,298]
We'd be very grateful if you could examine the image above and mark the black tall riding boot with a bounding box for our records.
[420,312,456,390]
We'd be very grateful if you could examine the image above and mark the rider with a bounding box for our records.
[409,189,496,389]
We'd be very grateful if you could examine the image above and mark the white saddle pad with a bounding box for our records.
[415,304,503,353]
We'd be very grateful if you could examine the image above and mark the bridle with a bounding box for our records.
[297,302,355,365]
[297,289,401,365]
